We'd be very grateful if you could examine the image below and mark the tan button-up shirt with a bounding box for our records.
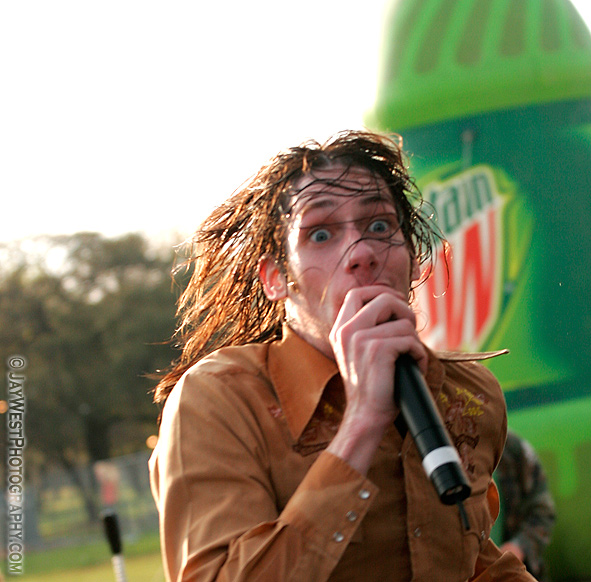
[150,327,535,581]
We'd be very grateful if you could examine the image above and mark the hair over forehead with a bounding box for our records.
[257,130,409,204]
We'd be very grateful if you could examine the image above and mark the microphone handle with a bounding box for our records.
[394,354,471,506]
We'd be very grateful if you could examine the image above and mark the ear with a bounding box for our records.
[258,255,288,301]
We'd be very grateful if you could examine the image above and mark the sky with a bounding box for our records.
[1,0,590,245]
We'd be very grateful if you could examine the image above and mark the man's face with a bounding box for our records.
[276,164,420,356]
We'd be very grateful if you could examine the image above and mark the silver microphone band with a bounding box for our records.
[422,445,462,477]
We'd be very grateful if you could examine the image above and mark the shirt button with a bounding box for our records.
[358,489,371,500]
[480,531,487,541]
[414,528,421,537]
[333,532,345,543]
[346,511,358,522]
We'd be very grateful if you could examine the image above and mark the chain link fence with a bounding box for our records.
[1,449,158,552]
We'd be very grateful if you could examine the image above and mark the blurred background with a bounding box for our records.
[1,0,590,580]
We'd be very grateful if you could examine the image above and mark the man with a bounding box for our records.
[150,130,536,581]
[492,431,556,580]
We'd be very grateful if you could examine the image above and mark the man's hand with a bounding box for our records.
[326,286,427,475]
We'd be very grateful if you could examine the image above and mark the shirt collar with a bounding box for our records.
[424,347,508,402]
[267,327,506,442]
[424,345,445,394]
[268,326,338,441]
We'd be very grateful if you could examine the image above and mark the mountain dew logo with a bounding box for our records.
[416,165,506,351]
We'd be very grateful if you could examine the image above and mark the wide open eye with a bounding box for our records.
[365,216,406,244]
[309,228,331,243]
[368,219,390,235]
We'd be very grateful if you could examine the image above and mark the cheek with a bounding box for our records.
[285,237,327,286]
[286,254,336,309]
[290,260,325,295]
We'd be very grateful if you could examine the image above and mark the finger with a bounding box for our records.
[336,286,413,330]
[335,321,426,382]
[343,296,416,339]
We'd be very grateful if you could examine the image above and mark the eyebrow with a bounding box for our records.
[297,191,396,219]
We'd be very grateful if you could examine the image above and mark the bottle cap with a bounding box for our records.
[369,0,591,131]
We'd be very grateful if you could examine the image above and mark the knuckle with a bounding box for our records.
[398,318,415,334]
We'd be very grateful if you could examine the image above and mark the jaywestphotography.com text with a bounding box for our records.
[5,355,27,576]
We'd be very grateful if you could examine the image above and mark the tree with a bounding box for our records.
[0,232,180,520]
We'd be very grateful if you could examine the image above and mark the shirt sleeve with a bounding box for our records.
[470,543,539,582]
[468,483,539,581]
[465,386,538,582]
[149,371,378,582]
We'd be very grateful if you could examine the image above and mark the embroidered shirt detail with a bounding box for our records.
[293,394,342,456]
[438,387,488,480]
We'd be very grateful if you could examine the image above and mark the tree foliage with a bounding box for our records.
[0,232,180,475]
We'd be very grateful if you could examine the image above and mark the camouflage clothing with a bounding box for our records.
[492,431,556,581]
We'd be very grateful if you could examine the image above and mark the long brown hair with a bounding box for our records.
[153,130,443,407]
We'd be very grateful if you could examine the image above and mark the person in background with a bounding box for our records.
[149,129,537,581]
[492,430,556,581]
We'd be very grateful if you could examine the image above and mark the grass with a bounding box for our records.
[1,531,164,580]
[6,552,165,582]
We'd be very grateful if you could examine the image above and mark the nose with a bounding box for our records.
[344,235,379,277]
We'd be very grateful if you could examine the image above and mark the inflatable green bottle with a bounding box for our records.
[368,1,591,578]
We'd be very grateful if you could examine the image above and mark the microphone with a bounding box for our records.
[394,353,471,524]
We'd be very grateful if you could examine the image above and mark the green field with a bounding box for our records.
[9,553,165,582]
[1,531,164,581]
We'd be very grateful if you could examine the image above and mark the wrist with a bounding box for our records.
[327,411,392,476]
